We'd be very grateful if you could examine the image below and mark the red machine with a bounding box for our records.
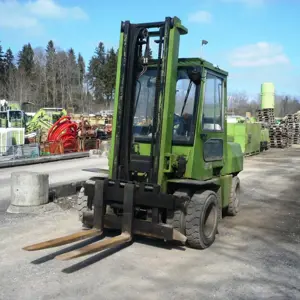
[47,116,78,153]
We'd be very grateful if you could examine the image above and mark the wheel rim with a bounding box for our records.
[203,202,217,239]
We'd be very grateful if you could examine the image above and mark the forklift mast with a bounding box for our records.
[110,17,188,185]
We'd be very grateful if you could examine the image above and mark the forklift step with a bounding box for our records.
[23,229,102,251]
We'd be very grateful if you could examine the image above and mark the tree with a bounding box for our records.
[77,53,85,86]
[87,42,118,107]
[18,43,34,75]
[16,43,35,104]
[0,43,4,72]
[32,47,47,108]
[3,48,16,100]
[0,43,5,98]
[102,47,117,105]
[46,40,57,106]
[64,48,79,108]
[56,50,68,108]
[87,42,107,103]
[4,48,15,70]
[67,48,78,86]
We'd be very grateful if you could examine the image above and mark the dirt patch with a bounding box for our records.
[0,148,299,300]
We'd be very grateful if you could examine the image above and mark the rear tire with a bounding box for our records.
[185,190,219,249]
[227,176,240,216]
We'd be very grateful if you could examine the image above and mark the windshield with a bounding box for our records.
[132,69,156,139]
[132,67,199,144]
[9,111,22,120]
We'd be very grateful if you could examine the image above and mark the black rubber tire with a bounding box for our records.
[166,190,189,234]
[216,187,222,221]
[77,187,93,228]
[227,176,240,216]
[185,190,219,249]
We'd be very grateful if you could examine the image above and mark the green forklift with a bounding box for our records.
[23,16,243,261]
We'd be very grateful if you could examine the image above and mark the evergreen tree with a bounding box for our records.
[0,43,5,98]
[103,47,117,104]
[87,42,107,103]
[68,48,77,65]
[67,48,78,86]
[46,40,57,106]
[0,43,4,75]
[18,43,34,75]
[46,40,56,71]
[77,53,85,86]
[2,48,16,99]
[4,48,15,71]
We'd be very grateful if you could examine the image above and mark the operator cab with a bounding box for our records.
[130,57,226,180]
[132,58,225,144]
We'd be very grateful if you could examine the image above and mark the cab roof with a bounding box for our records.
[149,57,228,77]
[178,58,228,76]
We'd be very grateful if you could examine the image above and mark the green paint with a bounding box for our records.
[221,142,243,175]
[260,127,270,144]
[109,17,244,211]
[227,122,269,155]
[261,82,275,109]
[157,17,184,188]
[109,32,124,178]
[220,175,232,207]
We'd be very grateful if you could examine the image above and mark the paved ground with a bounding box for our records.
[0,147,299,300]
[0,156,108,212]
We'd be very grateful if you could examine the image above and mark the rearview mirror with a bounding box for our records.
[188,69,201,85]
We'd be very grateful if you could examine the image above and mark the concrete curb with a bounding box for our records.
[49,180,86,200]
[6,179,86,214]
[0,152,90,169]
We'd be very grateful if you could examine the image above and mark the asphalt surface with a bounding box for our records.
[0,147,299,300]
[0,156,108,212]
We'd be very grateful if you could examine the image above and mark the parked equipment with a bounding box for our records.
[47,116,78,154]
[0,103,26,129]
[25,107,67,134]
[23,17,243,262]
[227,116,270,155]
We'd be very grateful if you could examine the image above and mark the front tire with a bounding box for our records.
[166,189,190,234]
[77,187,93,228]
[185,190,219,249]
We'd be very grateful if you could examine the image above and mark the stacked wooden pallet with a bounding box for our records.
[256,108,275,125]
[256,108,286,148]
[281,113,300,145]
[269,125,288,148]
[293,123,300,144]
[256,109,300,148]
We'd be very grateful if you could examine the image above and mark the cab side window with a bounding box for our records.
[172,69,198,144]
[202,73,224,131]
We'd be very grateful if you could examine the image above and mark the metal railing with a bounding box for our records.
[0,139,111,162]
[0,143,40,161]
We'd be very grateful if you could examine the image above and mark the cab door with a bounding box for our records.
[201,69,226,170]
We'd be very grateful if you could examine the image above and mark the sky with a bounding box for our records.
[0,0,299,97]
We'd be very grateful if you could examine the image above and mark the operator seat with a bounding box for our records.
[176,112,193,136]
